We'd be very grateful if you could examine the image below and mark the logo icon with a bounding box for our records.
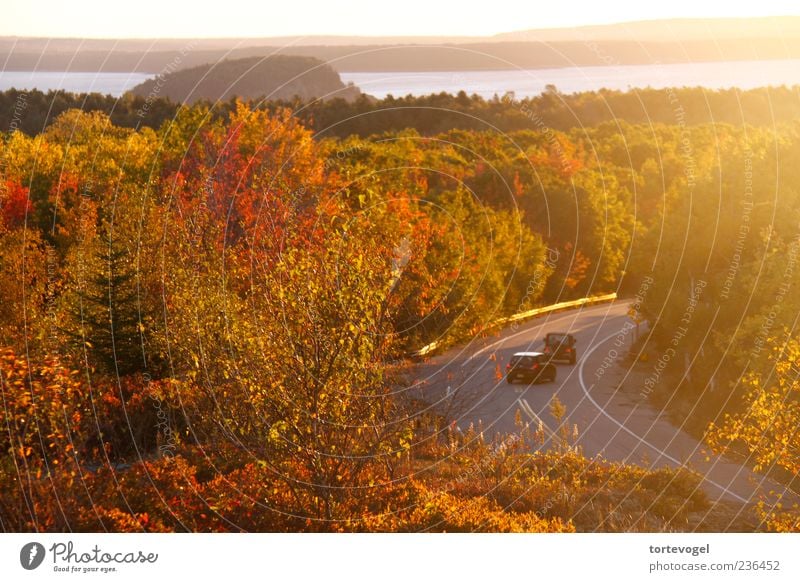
[20,542,46,570]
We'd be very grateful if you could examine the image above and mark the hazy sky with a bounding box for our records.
[4,0,800,38]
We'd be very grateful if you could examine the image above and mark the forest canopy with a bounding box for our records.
[3,85,800,137]
[2,92,800,531]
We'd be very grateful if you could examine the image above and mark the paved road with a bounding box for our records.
[412,299,794,504]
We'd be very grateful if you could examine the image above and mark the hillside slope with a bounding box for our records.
[128,55,360,103]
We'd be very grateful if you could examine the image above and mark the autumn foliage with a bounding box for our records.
[0,102,781,532]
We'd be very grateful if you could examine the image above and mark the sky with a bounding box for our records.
[3,0,800,38]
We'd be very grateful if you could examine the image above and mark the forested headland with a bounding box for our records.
[128,55,362,105]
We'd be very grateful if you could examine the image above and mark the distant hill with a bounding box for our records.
[7,38,800,75]
[3,17,800,74]
[494,16,800,42]
[128,55,361,104]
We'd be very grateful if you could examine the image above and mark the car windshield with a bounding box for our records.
[547,334,569,344]
[511,356,535,366]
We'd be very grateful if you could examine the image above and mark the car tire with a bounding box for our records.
[506,375,514,384]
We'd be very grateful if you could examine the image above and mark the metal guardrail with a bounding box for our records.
[413,292,618,358]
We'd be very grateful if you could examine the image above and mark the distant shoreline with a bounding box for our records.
[2,35,800,75]
[4,58,800,99]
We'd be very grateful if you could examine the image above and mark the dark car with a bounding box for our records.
[543,332,577,364]
[505,352,557,384]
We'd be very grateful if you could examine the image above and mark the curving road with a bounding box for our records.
[412,299,794,504]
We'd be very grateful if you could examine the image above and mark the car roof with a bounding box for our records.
[512,351,545,357]
[547,332,573,336]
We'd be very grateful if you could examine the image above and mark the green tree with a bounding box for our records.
[60,232,144,376]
